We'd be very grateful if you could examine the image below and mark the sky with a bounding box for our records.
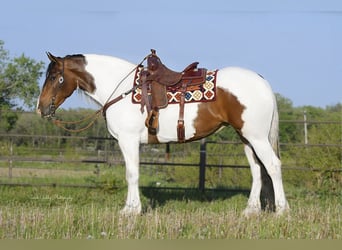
[1,0,341,109]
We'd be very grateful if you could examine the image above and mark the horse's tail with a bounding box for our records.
[269,94,280,158]
[260,93,280,212]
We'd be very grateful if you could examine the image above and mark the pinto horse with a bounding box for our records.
[37,52,289,216]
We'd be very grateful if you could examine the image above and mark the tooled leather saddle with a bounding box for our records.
[139,49,207,142]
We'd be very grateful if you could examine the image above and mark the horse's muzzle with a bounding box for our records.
[37,96,57,119]
[37,105,55,119]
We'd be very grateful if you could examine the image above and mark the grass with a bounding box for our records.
[0,185,340,239]
[0,146,340,239]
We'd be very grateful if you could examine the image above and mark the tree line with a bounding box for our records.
[0,40,341,146]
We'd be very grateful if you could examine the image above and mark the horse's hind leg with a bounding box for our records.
[246,138,289,215]
[242,144,262,216]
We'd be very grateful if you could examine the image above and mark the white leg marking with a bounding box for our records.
[248,139,289,215]
[118,135,141,215]
[243,144,262,216]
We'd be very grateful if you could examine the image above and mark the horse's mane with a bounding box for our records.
[45,61,56,77]
[65,54,85,59]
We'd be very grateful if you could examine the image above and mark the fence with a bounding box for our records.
[0,119,340,191]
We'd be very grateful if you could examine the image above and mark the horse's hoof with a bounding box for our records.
[242,207,261,218]
[275,203,290,217]
[120,204,141,216]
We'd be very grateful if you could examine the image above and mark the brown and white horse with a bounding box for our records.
[37,52,289,216]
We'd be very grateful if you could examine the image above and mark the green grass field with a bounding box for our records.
[0,183,340,239]
[0,143,340,239]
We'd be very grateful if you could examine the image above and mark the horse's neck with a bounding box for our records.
[84,54,136,105]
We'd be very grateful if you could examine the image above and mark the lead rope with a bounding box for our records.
[52,109,102,133]
[52,54,149,133]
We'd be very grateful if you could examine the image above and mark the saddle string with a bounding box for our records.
[51,54,150,133]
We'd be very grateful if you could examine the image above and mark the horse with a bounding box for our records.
[36,51,289,216]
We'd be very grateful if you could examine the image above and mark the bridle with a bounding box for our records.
[46,54,149,133]
[48,58,65,118]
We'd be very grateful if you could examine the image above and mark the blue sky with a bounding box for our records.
[1,0,341,109]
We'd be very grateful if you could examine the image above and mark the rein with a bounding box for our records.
[51,55,148,133]
[52,109,102,133]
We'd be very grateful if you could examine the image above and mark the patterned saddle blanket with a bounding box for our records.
[132,66,218,105]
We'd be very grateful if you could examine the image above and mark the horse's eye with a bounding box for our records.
[50,76,56,82]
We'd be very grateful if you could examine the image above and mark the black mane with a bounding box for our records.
[45,61,56,77]
[65,54,85,59]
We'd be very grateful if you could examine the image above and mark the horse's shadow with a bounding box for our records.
[140,187,250,210]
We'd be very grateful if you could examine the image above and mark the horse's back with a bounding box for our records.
[217,67,274,100]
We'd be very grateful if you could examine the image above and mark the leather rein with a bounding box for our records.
[51,55,148,133]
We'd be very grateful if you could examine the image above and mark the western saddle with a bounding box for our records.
[139,49,207,142]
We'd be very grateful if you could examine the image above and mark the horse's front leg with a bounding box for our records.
[118,135,141,215]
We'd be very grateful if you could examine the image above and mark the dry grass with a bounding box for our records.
[0,167,91,178]
[0,187,340,239]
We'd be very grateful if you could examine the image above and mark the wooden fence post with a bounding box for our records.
[199,138,206,192]
[9,139,13,179]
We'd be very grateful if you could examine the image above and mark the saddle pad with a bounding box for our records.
[132,67,218,104]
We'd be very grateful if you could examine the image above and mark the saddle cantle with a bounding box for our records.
[138,49,209,142]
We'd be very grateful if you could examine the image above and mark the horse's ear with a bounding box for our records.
[46,52,58,63]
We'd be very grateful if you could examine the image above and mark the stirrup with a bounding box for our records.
[145,109,159,135]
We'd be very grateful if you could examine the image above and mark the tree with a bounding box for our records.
[0,40,44,131]
[276,93,303,143]
[0,40,45,110]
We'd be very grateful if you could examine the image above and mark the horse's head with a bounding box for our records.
[37,53,96,118]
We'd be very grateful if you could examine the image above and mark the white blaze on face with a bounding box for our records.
[36,93,41,115]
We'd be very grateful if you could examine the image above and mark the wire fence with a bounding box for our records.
[0,120,341,191]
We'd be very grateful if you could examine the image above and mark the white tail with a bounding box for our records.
[269,94,280,158]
